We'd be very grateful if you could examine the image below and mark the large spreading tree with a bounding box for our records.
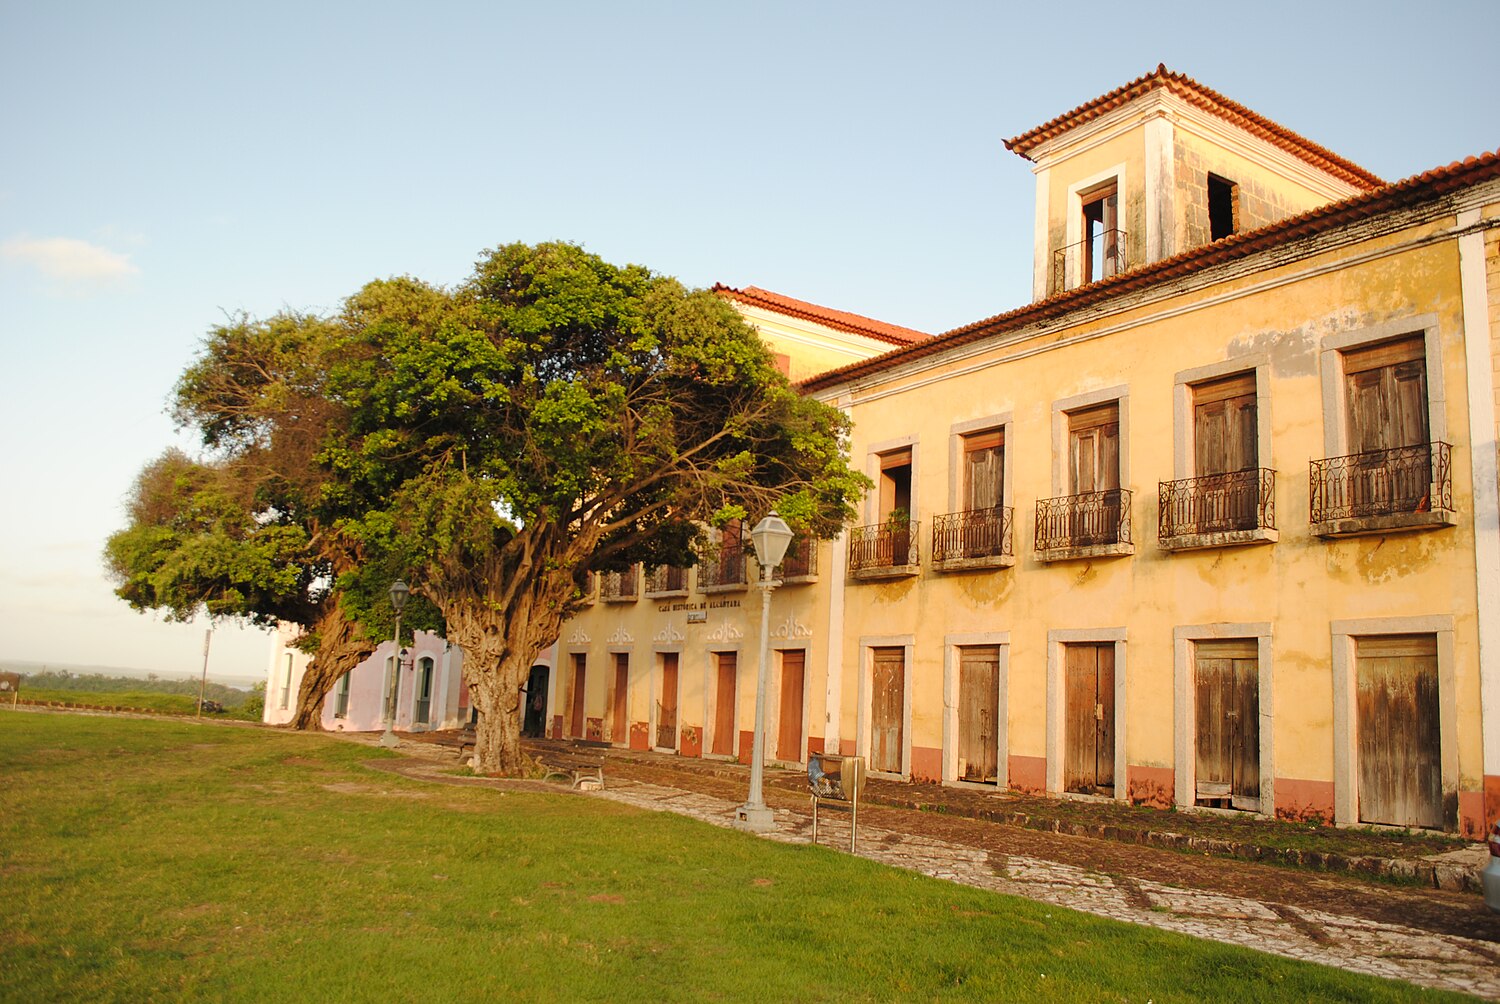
[110,241,865,773]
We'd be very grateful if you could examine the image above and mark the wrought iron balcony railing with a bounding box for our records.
[932,506,1014,563]
[1310,442,1452,523]
[1035,489,1132,551]
[644,564,689,595]
[1051,228,1127,294]
[600,565,639,601]
[698,534,750,589]
[780,535,818,579]
[848,520,919,573]
[1159,469,1276,539]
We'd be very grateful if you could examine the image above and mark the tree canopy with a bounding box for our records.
[109,241,867,771]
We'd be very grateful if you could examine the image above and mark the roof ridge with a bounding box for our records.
[802,148,1500,392]
[713,284,930,347]
[1004,64,1385,191]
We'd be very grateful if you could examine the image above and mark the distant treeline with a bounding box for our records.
[18,670,256,709]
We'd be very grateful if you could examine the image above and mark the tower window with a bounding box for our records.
[1208,174,1238,241]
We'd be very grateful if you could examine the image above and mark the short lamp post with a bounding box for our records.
[735,511,794,832]
[379,579,411,749]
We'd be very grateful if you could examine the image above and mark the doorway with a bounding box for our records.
[522,664,549,738]
[776,650,805,763]
[656,652,679,751]
[1193,640,1259,810]
[957,646,999,784]
[1064,643,1115,795]
[711,652,736,756]
[869,646,905,775]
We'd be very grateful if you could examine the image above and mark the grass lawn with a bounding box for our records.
[14,689,260,720]
[0,713,1457,1003]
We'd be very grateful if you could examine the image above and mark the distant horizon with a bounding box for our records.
[2,658,262,691]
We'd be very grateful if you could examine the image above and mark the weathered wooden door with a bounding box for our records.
[1194,639,1260,810]
[610,653,629,744]
[958,646,999,783]
[1194,373,1258,530]
[414,658,434,726]
[1064,643,1115,794]
[870,647,905,774]
[569,653,587,739]
[712,652,736,756]
[777,650,805,762]
[657,652,679,750]
[1357,634,1442,829]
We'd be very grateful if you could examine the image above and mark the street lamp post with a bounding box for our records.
[379,579,411,748]
[735,512,794,832]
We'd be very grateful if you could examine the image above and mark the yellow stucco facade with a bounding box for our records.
[540,68,1500,839]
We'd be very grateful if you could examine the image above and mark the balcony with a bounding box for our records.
[698,535,750,592]
[600,566,640,602]
[1159,469,1278,551]
[1052,228,1127,295]
[931,506,1015,571]
[779,535,819,583]
[1034,489,1133,561]
[644,564,689,598]
[848,521,919,580]
[1310,442,1454,537]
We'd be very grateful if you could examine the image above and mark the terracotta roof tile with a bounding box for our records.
[1005,64,1385,191]
[802,148,1500,393]
[713,284,930,347]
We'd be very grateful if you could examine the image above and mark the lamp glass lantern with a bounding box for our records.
[750,512,794,574]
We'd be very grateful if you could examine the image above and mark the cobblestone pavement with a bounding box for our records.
[591,775,1500,999]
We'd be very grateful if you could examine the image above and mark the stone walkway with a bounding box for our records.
[592,775,1500,999]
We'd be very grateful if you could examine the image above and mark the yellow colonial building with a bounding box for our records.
[546,66,1500,840]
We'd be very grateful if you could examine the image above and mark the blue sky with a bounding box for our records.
[2,1,1495,685]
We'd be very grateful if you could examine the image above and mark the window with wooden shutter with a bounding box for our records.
[962,429,1003,511]
[1193,372,1257,475]
[1343,335,1428,453]
[1068,404,1120,494]
[1082,182,1120,283]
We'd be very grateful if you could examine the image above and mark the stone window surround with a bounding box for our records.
[1062,163,1129,291]
[855,634,916,780]
[1050,385,1132,496]
[947,413,1014,513]
[1045,627,1128,801]
[940,631,1011,790]
[863,433,920,526]
[1171,622,1275,815]
[1172,353,1273,479]
[1330,615,1459,829]
[1318,313,1448,459]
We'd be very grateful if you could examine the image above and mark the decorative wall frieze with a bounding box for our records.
[653,622,685,644]
[606,625,634,646]
[770,614,813,640]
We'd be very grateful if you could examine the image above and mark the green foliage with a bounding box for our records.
[18,670,252,708]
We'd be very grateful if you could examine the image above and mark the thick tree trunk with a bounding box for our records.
[289,595,376,730]
[435,524,597,774]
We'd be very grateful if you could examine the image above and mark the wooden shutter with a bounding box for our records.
[569,654,587,738]
[1069,404,1119,494]
[963,430,1003,511]
[1194,373,1257,475]
[1344,336,1427,453]
[657,653,678,749]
